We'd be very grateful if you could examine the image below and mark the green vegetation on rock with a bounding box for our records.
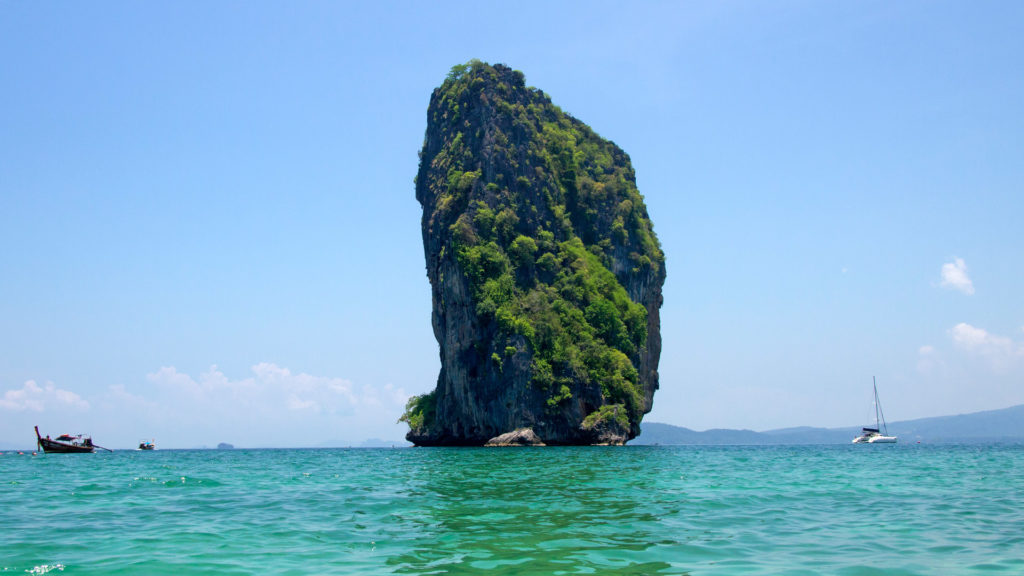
[398,390,436,435]
[406,60,665,445]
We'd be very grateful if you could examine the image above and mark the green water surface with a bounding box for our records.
[2,444,1022,575]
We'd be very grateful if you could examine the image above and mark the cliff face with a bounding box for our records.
[404,61,665,446]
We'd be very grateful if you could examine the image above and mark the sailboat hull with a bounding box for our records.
[852,432,897,444]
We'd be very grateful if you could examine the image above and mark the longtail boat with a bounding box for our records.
[34,426,110,453]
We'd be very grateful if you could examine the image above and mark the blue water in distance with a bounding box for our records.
[2,444,1022,575]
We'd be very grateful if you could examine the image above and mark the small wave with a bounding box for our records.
[26,564,65,575]
[161,476,223,487]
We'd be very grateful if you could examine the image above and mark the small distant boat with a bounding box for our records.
[852,378,897,444]
[34,426,111,453]
[138,440,156,451]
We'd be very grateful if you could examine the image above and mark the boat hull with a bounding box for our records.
[38,437,95,453]
[852,433,897,444]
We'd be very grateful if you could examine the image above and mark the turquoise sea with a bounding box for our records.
[2,444,1022,575]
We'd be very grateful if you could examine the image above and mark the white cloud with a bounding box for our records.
[106,384,157,410]
[940,257,975,295]
[3,365,413,448]
[286,394,318,411]
[250,362,357,408]
[144,362,407,417]
[0,380,90,412]
[949,323,1024,371]
[25,363,419,448]
[950,323,1012,353]
[147,366,205,399]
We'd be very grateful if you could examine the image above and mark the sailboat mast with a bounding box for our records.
[873,377,879,430]
[873,376,889,435]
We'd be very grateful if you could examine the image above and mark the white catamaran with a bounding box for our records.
[852,377,897,444]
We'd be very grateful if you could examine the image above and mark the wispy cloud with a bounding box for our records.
[144,363,389,414]
[3,365,413,447]
[917,344,943,373]
[0,380,90,412]
[106,383,158,410]
[134,363,414,446]
[949,323,1024,371]
[940,257,975,295]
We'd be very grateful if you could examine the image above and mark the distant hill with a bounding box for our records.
[632,404,1024,445]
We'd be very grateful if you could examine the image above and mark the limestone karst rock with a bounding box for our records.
[403,61,665,446]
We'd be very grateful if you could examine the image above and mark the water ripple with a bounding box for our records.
[1,445,1022,574]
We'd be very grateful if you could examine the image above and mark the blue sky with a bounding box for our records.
[2,2,1022,448]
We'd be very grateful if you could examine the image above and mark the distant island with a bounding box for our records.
[631,404,1024,445]
[402,60,665,446]
[216,442,234,450]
